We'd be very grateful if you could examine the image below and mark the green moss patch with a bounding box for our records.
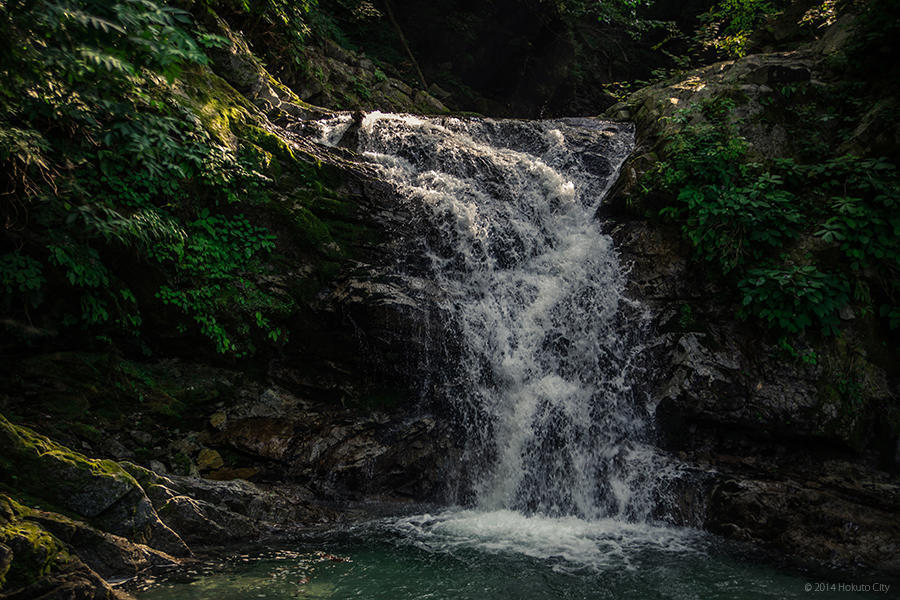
[0,414,139,520]
[0,496,72,591]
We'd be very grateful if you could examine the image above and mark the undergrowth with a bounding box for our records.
[649,97,899,344]
[0,0,346,357]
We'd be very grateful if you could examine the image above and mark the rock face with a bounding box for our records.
[0,413,356,597]
[705,460,900,572]
[196,381,458,502]
[194,10,448,120]
[298,39,450,114]
[599,17,900,573]
[0,396,456,595]
[0,496,132,600]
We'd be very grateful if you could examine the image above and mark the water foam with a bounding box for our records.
[386,509,705,572]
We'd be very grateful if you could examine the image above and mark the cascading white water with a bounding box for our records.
[314,112,681,523]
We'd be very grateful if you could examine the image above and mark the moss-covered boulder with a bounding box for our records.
[0,414,137,518]
[0,414,188,557]
[0,496,122,599]
[599,9,898,454]
[0,497,71,590]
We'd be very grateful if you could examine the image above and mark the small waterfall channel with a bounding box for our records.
[315,112,681,522]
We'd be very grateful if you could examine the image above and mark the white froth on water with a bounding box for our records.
[386,509,705,572]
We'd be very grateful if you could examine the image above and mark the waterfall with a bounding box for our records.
[314,112,679,523]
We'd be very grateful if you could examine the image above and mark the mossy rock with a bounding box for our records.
[0,495,126,598]
[0,414,139,520]
[0,496,70,590]
[0,415,190,557]
[237,123,298,165]
[174,63,259,150]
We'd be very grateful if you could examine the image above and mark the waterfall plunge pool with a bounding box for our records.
[129,509,892,600]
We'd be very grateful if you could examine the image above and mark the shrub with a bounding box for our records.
[0,0,302,355]
[649,99,899,339]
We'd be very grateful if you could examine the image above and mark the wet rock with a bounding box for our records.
[601,28,899,572]
[650,323,893,452]
[0,542,11,583]
[218,417,296,462]
[204,381,458,502]
[414,90,449,114]
[745,64,811,85]
[203,467,259,481]
[99,438,133,461]
[141,483,178,509]
[0,415,134,518]
[1,566,124,600]
[122,464,327,532]
[322,38,356,64]
[155,496,259,545]
[603,50,818,159]
[169,434,202,460]
[229,386,310,420]
[129,431,152,446]
[196,449,223,471]
[208,412,227,430]
[706,461,900,572]
[427,83,452,100]
[608,214,900,572]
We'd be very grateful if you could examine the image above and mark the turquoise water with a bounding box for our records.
[131,509,892,600]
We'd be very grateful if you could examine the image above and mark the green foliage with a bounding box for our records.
[207,0,320,76]
[812,157,899,272]
[650,99,900,338]
[655,99,802,273]
[660,172,802,273]
[0,0,323,355]
[677,303,694,330]
[0,254,45,295]
[777,338,818,365]
[738,265,849,335]
[151,211,285,355]
[694,0,787,58]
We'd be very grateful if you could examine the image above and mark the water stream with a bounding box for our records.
[342,112,677,520]
[134,114,886,599]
